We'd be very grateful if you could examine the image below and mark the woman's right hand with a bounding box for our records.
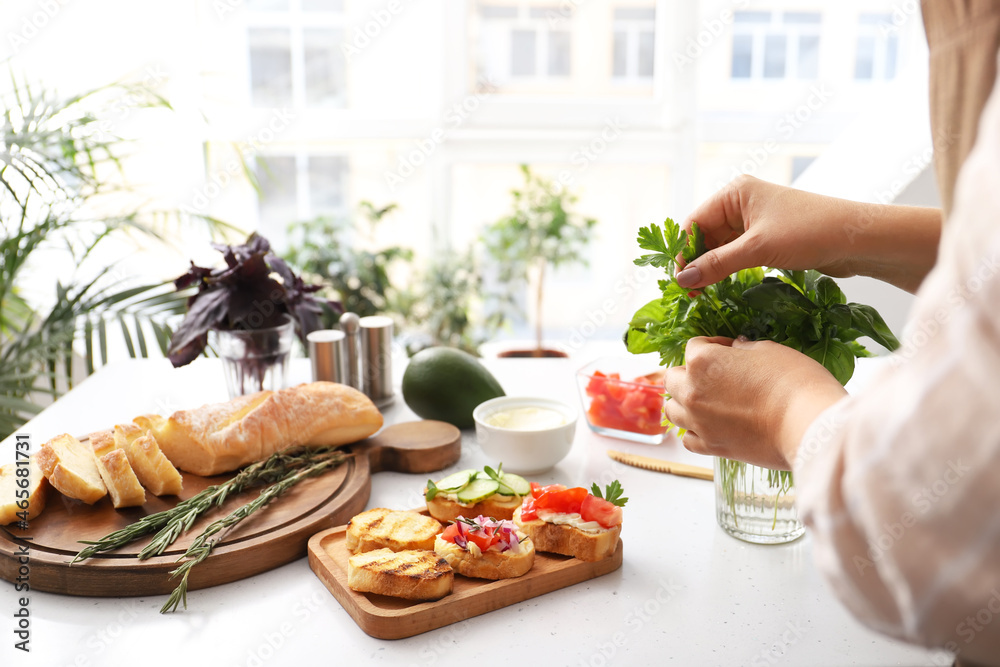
[675,175,941,294]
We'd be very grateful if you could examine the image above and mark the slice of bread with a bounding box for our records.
[0,458,48,525]
[36,434,107,504]
[433,533,534,580]
[122,432,183,496]
[96,449,146,509]
[347,548,453,601]
[425,493,524,523]
[90,427,146,509]
[346,508,443,554]
[512,506,620,562]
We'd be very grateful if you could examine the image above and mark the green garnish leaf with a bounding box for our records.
[591,480,629,507]
[681,221,707,264]
[425,479,440,501]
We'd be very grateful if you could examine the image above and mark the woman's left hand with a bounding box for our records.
[663,336,848,470]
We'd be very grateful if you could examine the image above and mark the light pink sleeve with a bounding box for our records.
[794,66,1000,664]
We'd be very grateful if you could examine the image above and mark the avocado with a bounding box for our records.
[402,347,505,429]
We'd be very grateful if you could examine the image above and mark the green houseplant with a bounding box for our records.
[481,165,597,357]
[0,73,230,440]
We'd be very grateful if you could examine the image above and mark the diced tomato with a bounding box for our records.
[530,483,566,499]
[441,520,498,551]
[465,529,494,551]
[581,495,623,529]
[441,522,461,543]
[584,370,668,436]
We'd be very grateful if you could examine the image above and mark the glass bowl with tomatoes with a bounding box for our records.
[576,355,668,445]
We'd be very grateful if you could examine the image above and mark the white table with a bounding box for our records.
[0,357,944,666]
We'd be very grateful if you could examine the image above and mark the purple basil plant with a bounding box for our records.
[167,233,341,368]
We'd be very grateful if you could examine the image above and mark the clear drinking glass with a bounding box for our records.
[213,316,294,398]
[714,457,805,544]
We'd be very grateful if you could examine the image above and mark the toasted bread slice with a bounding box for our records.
[433,533,534,580]
[0,458,48,526]
[513,506,620,562]
[36,434,107,504]
[346,508,443,554]
[426,493,524,523]
[122,433,183,496]
[347,548,453,601]
[96,449,146,509]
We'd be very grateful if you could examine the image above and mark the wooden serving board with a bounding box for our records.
[308,511,624,639]
[0,421,460,597]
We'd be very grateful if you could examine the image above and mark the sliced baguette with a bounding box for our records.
[433,533,534,580]
[425,493,524,523]
[90,427,146,508]
[346,508,443,554]
[347,548,453,601]
[512,506,620,562]
[122,432,183,496]
[0,458,48,525]
[36,434,107,504]
[134,382,382,476]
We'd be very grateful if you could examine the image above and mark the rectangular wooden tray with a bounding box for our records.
[307,513,623,639]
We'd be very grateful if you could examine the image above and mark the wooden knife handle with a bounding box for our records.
[355,420,462,474]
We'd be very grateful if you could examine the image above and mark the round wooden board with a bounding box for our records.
[0,420,461,597]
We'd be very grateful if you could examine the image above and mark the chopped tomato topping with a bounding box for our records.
[580,494,623,529]
[520,486,624,528]
[584,370,667,436]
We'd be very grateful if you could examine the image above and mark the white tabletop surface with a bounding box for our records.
[0,356,945,667]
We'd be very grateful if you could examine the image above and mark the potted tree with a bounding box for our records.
[481,165,597,357]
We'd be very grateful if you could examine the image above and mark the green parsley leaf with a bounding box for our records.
[591,480,629,507]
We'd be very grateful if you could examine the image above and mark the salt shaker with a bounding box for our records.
[307,330,347,384]
[338,312,362,390]
[358,315,395,407]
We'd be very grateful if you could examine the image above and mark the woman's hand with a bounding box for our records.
[663,336,848,470]
[675,175,941,294]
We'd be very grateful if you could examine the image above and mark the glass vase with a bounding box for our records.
[213,316,294,398]
[714,457,804,544]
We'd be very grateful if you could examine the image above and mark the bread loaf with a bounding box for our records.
[0,458,48,526]
[36,434,107,504]
[135,382,383,476]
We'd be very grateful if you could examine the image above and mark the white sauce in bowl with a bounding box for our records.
[485,406,567,430]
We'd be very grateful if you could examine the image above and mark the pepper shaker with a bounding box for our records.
[307,330,347,384]
[338,312,361,391]
[358,315,395,407]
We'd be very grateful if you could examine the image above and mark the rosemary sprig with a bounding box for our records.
[72,446,346,564]
[159,453,346,613]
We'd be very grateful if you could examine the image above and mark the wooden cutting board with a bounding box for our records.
[308,511,624,639]
[0,420,460,597]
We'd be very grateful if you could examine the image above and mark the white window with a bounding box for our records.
[256,154,348,236]
[612,8,655,81]
[479,4,572,82]
[855,14,899,81]
[247,0,346,108]
[731,11,820,81]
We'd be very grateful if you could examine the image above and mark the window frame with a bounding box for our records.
[731,11,821,82]
[612,8,656,83]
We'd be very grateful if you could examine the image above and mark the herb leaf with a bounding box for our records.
[425,479,440,501]
[591,480,629,507]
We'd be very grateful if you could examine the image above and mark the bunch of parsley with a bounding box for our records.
[625,219,900,386]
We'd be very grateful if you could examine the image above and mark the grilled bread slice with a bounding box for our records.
[122,432,183,497]
[345,508,443,553]
[0,458,48,525]
[347,548,453,601]
[36,434,107,504]
[512,506,620,562]
[426,494,523,523]
[433,533,534,580]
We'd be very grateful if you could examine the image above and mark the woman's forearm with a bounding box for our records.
[840,204,942,294]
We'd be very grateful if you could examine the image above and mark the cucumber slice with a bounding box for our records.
[495,481,516,496]
[434,469,476,491]
[500,473,531,496]
[456,478,500,503]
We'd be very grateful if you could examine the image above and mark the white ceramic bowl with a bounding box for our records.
[472,396,577,475]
